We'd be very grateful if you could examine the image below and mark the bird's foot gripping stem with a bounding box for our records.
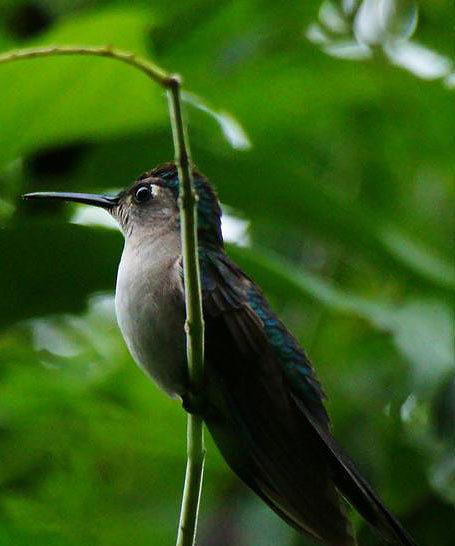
[182,390,207,416]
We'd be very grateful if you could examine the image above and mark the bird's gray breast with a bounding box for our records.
[114,234,187,398]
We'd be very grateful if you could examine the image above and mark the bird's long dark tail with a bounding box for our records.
[328,439,416,546]
[297,401,418,546]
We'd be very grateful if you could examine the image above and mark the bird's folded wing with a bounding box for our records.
[198,250,417,546]
[198,250,354,546]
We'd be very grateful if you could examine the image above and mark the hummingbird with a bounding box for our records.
[24,162,417,546]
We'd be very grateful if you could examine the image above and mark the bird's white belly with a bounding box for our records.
[114,241,187,398]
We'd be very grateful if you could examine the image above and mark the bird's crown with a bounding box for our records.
[137,162,223,248]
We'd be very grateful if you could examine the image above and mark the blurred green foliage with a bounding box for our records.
[0,1,453,545]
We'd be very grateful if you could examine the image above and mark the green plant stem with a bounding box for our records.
[0,45,205,546]
[0,45,172,86]
[168,78,206,546]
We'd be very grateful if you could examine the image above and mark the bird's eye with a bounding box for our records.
[134,185,152,204]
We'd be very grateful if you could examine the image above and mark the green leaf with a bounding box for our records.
[182,91,251,150]
[0,222,121,327]
[0,7,165,167]
[381,226,455,290]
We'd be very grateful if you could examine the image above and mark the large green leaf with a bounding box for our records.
[0,7,164,167]
[0,222,121,326]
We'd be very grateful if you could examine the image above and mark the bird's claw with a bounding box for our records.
[182,390,206,416]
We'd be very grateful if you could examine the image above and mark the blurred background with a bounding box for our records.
[0,1,453,545]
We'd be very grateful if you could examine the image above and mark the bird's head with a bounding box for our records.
[23,162,223,248]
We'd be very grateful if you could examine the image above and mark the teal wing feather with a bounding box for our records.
[201,249,329,425]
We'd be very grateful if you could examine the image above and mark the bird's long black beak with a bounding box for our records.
[22,191,119,209]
